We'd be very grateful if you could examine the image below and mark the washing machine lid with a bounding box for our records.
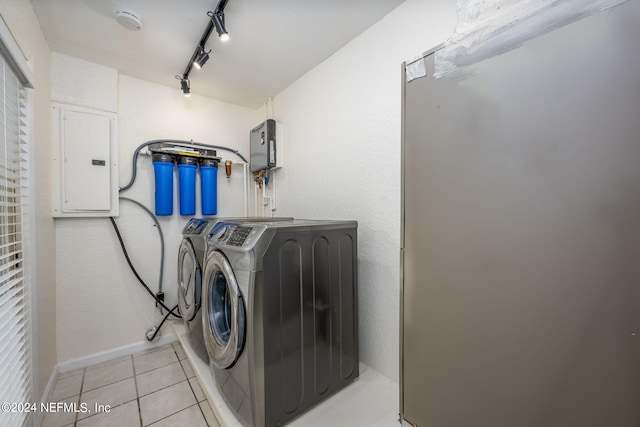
[202,250,246,369]
[177,238,202,322]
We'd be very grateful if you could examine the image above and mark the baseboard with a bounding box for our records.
[34,366,59,425]
[57,333,177,374]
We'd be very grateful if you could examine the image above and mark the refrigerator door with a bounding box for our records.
[401,2,640,426]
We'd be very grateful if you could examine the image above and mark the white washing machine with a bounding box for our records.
[202,219,359,427]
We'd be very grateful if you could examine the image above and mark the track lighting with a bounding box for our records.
[210,11,229,42]
[193,47,211,70]
[177,0,230,95]
[180,76,191,97]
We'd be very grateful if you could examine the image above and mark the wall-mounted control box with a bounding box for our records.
[52,102,119,217]
[250,119,282,172]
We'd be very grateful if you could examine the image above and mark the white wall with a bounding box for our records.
[54,54,256,362]
[0,0,56,399]
[271,0,457,381]
[51,0,459,379]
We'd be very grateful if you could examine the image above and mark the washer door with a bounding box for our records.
[202,250,246,369]
[177,238,201,322]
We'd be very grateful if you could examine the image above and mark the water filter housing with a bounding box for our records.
[200,158,218,215]
[152,153,174,216]
[147,142,221,216]
[177,156,197,216]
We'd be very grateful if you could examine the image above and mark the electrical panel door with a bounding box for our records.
[52,103,118,217]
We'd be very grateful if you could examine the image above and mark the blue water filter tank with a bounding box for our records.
[152,153,174,216]
[200,158,218,215]
[177,156,198,216]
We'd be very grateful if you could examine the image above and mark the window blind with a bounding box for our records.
[0,51,32,427]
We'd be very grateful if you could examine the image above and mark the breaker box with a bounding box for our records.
[52,103,118,217]
[250,119,282,172]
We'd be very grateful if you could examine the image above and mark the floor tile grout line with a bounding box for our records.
[82,359,136,393]
[72,368,86,427]
[135,359,183,378]
[137,377,190,400]
[186,375,211,425]
[75,357,138,425]
[134,349,181,376]
[133,343,175,359]
[83,355,132,372]
[172,341,217,426]
[48,344,203,427]
[132,354,144,427]
[143,402,203,427]
[198,401,212,427]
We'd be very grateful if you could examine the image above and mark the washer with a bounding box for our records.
[202,219,359,427]
[177,217,218,362]
[179,217,294,362]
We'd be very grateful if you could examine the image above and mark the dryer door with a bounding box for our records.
[202,250,246,369]
[177,238,201,322]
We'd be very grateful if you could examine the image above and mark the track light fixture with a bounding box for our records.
[177,0,230,95]
[177,75,191,97]
[209,10,229,42]
[193,47,211,69]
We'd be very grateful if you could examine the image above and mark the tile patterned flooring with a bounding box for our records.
[42,342,220,427]
[172,320,401,427]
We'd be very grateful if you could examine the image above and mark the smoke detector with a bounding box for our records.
[116,10,143,31]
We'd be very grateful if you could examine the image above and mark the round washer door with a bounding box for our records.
[202,250,246,369]
[177,238,201,322]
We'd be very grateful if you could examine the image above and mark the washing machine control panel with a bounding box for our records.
[208,222,258,248]
[183,218,210,235]
[227,226,252,246]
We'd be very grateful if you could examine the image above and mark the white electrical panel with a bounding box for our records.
[52,103,118,217]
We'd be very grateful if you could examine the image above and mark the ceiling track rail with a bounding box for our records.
[177,0,230,96]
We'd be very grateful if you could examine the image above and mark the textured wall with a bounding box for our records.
[54,56,256,363]
[0,0,56,399]
[270,0,457,381]
[51,53,118,111]
[51,0,459,381]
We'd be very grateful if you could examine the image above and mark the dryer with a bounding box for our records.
[179,217,294,363]
[202,219,359,427]
[178,217,217,362]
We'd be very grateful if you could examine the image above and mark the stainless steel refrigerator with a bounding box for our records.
[401,2,640,426]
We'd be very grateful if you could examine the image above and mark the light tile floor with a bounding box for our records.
[42,342,220,427]
[172,322,400,427]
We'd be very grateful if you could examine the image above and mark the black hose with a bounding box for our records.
[119,197,165,300]
[147,304,178,342]
[109,216,181,319]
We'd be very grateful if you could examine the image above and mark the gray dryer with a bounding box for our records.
[202,219,359,427]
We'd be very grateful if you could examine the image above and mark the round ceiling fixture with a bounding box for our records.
[116,10,143,31]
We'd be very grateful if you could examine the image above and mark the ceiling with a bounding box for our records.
[30,0,406,108]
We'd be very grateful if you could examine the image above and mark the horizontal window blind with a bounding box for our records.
[0,51,32,427]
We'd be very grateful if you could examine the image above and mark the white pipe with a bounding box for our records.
[254,177,259,217]
[242,162,248,216]
[261,184,265,217]
[266,97,273,120]
[271,169,277,215]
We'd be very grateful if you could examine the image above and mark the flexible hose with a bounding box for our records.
[109,216,181,319]
[119,197,165,298]
[119,139,248,192]
[147,304,178,342]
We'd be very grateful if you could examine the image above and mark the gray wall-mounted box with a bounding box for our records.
[250,119,282,172]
